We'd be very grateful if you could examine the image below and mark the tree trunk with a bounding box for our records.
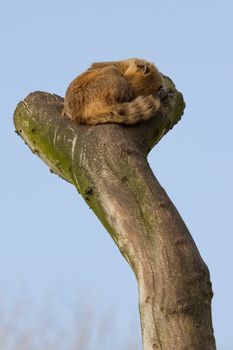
[13,76,216,350]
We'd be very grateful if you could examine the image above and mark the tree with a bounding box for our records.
[13,75,216,350]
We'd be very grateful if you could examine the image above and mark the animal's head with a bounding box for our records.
[124,58,163,97]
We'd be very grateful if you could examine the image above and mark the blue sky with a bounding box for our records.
[1,0,233,348]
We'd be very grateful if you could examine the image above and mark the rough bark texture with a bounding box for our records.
[13,76,216,350]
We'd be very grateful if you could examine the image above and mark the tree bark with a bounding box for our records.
[13,76,216,350]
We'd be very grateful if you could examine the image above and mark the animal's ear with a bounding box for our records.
[137,62,150,74]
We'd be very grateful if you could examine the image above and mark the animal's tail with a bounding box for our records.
[83,95,161,125]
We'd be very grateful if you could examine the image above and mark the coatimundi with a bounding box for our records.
[63,58,163,125]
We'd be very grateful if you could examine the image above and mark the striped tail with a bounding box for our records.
[84,95,161,125]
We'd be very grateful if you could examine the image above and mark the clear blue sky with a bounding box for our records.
[1,0,233,348]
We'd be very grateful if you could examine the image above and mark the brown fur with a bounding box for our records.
[63,58,163,125]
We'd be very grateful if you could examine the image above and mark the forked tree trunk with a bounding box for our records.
[13,76,216,350]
